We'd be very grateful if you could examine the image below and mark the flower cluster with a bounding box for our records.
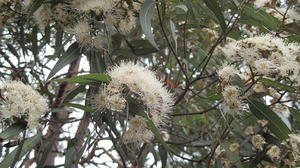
[0,81,49,129]
[33,0,142,49]
[93,62,173,144]
[214,121,300,167]
[223,34,300,82]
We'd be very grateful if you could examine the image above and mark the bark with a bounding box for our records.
[68,51,105,168]
[37,58,81,167]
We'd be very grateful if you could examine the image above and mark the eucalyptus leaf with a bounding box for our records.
[47,42,81,80]
[0,124,26,141]
[247,98,291,140]
[139,0,159,49]
[0,134,41,168]
[54,73,111,83]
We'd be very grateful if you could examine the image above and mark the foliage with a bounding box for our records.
[0,0,300,167]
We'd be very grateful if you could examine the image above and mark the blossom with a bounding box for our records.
[251,134,266,150]
[245,126,255,135]
[229,143,240,153]
[0,81,49,129]
[106,62,173,126]
[72,0,114,12]
[287,134,300,149]
[72,21,92,46]
[221,85,242,114]
[33,4,52,30]
[267,145,281,160]
[221,34,300,85]
[253,59,278,76]
[217,64,239,83]
[93,62,174,144]
[122,116,154,144]
[253,0,271,8]
[257,120,268,127]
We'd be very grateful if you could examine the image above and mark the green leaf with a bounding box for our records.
[258,78,295,92]
[0,134,41,168]
[64,142,77,168]
[0,124,26,141]
[64,85,86,102]
[54,73,111,83]
[36,133,57,168]
[240,5,279,31]
[175,4,188,12]
[203,0,226,32]
[63,103,95,112]
[158,145,168,168]
[47,42,81,80]
[170,20,177,52]
[247,98,291,140]
[289,107,300,123]
[139,0,159,50]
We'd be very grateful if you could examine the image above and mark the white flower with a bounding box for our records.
[221,85,242,114]
[251,134,266,150]
[217,64,239,82]
[118,11,136,34]
[288,134,300,149]
[122,116,154,144]
[222,34,300,84]
[253,0,271,8]
[72,0,114,12]
[253,59,278,76]
[33,5,52,30]
[72,21,92,46]
[267,145,281,160]
[98,62,174,144]
[0,81,49,129]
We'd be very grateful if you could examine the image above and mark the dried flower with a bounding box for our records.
[267,145,281,160]
[245,126,255,135]
[257,120,268,127]
[251,134,266,150]
[229,143,240,153]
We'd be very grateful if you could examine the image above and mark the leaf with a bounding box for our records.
[137,111,178,153]
[175,4,188,12]
[240,5,279,31]
[139,0,159,50]
[64,143,77,168]
[54,73,111,83]
[158,145,168,168]
[0,134,41,168]
[36,134,57,168]
[64,85,86,103]
[63,103,95,112]
[247,98,291,140]
[47,42,81,80]
[170,20,177,52]
[203,0,226,32]
[0,124,26,141]
[289,107,300,123]
[258,78,295,92]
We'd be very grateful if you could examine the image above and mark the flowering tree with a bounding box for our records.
[0,0,300,167]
